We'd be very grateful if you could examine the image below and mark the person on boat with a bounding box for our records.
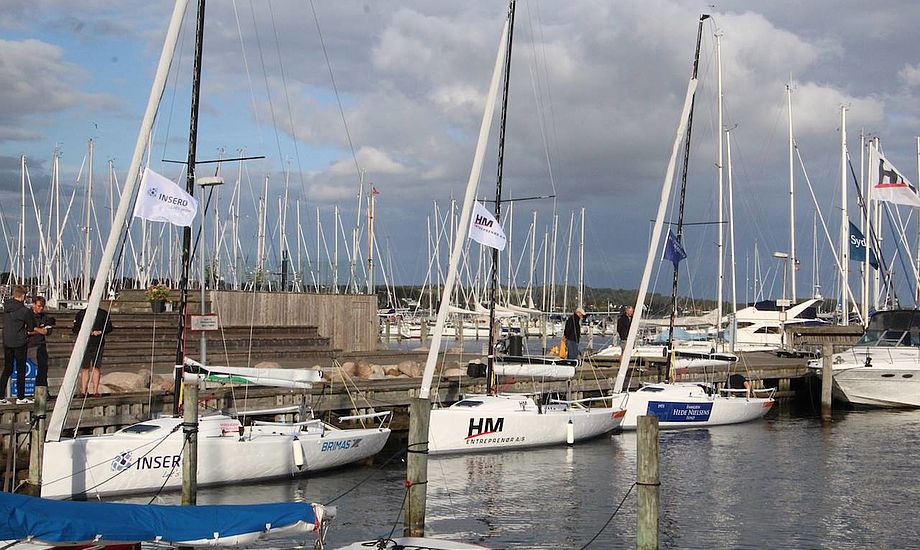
[727,373,753,398]
[617,305,634,352]
[72,307,114,397]
[27,296,55,390]
[1,286,37,405]
[562,307,585,360]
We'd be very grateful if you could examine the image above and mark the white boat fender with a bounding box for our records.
[566,419,574,446]
[292,437,305,469]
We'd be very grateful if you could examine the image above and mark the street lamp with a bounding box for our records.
[196,175,224,365]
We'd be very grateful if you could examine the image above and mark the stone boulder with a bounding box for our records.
[397,360,422,378]
[153,374,175,392]
[100,372,146,392]
[355,360,374,378]
[442,367,466,378]
[339,361,357,377]
[383,365,401,377]
[254,361,282,370]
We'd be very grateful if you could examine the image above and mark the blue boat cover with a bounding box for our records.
[0,491,318,544]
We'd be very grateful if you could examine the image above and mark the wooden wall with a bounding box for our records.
[211,291,378,353]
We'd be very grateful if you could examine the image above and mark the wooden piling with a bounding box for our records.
[3,416,15,492]
[420,321,428,346]
[404,397,430,537]
[821,344,833,421]
[24,386,47,496]
[637,415,660,550]
[181,380,198,505]
[385,318,391,345]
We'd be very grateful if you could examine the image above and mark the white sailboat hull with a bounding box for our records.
[618,383,774,430]
[41,415,389,499]
[428,394,624,454]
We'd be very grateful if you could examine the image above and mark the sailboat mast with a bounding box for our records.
[174,0,206,417]
[665,14,707,366]
[787,84,797,303]
[486,0,516,396]
[839,106,849,325]
[715,30,725,349]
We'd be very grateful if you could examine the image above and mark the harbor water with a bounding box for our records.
[125,405,920,549]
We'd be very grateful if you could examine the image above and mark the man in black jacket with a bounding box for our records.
[617,305,634,352]
[1,286,37,404]
[562,307,585,360]
[27,296,55,389]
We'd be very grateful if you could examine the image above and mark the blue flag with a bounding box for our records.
[663,229,687,268]
[849,222,878,269]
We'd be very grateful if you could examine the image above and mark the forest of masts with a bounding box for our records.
[6,141,595,314]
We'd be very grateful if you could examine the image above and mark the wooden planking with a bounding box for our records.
[210,291,377,353]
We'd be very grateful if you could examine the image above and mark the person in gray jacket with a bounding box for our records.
[1,286,37,404]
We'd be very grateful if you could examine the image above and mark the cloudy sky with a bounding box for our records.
[2,0,920,306]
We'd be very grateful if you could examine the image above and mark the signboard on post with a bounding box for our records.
[189,314,219,332]
[9,358,37,397]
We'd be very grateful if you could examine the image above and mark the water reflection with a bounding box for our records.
[117,409,920,548]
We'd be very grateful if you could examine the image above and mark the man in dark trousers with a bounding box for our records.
[27,296,55,389]
[1,286,37,404]
[73,307,114,397]
[562,307,585,360]
[617,305,634,352]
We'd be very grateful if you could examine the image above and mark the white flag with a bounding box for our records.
[469,200,506,250]
[871,144,920,207]
[133,168,199,227]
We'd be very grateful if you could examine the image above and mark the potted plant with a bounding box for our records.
[145,283,170,313]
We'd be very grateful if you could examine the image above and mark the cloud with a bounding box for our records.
[899,63,920,87]
[0,38,114,143]
[4,1,920,293]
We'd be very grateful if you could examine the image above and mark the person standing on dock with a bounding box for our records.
[73,307,114,397]
[1,286,37,405]
[562,307,585,361]
[27,296,55,389]
[617,305,634,353]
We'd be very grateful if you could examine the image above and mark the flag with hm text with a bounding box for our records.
[468,201,507,251]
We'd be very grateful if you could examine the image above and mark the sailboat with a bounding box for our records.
[0,490,332,549]
[424,0,623,455]
[613,14,775,431]
[40,0,389,501]
[340,4,618,547]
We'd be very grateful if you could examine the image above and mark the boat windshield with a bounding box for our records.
[858,311,920,347]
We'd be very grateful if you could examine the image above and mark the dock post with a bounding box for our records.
[385,317,391,345]
[420,320,428,346]
[404,397,430,537]
[25,386,47,496]
[637,415,659,550]
[181,380,199,505]
[821,344,833,421]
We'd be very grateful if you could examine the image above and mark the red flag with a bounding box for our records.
[372,186,380,196]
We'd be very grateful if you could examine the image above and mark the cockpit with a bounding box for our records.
[857,310,920,347]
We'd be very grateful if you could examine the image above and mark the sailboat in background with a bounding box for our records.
[614,14,774,430]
